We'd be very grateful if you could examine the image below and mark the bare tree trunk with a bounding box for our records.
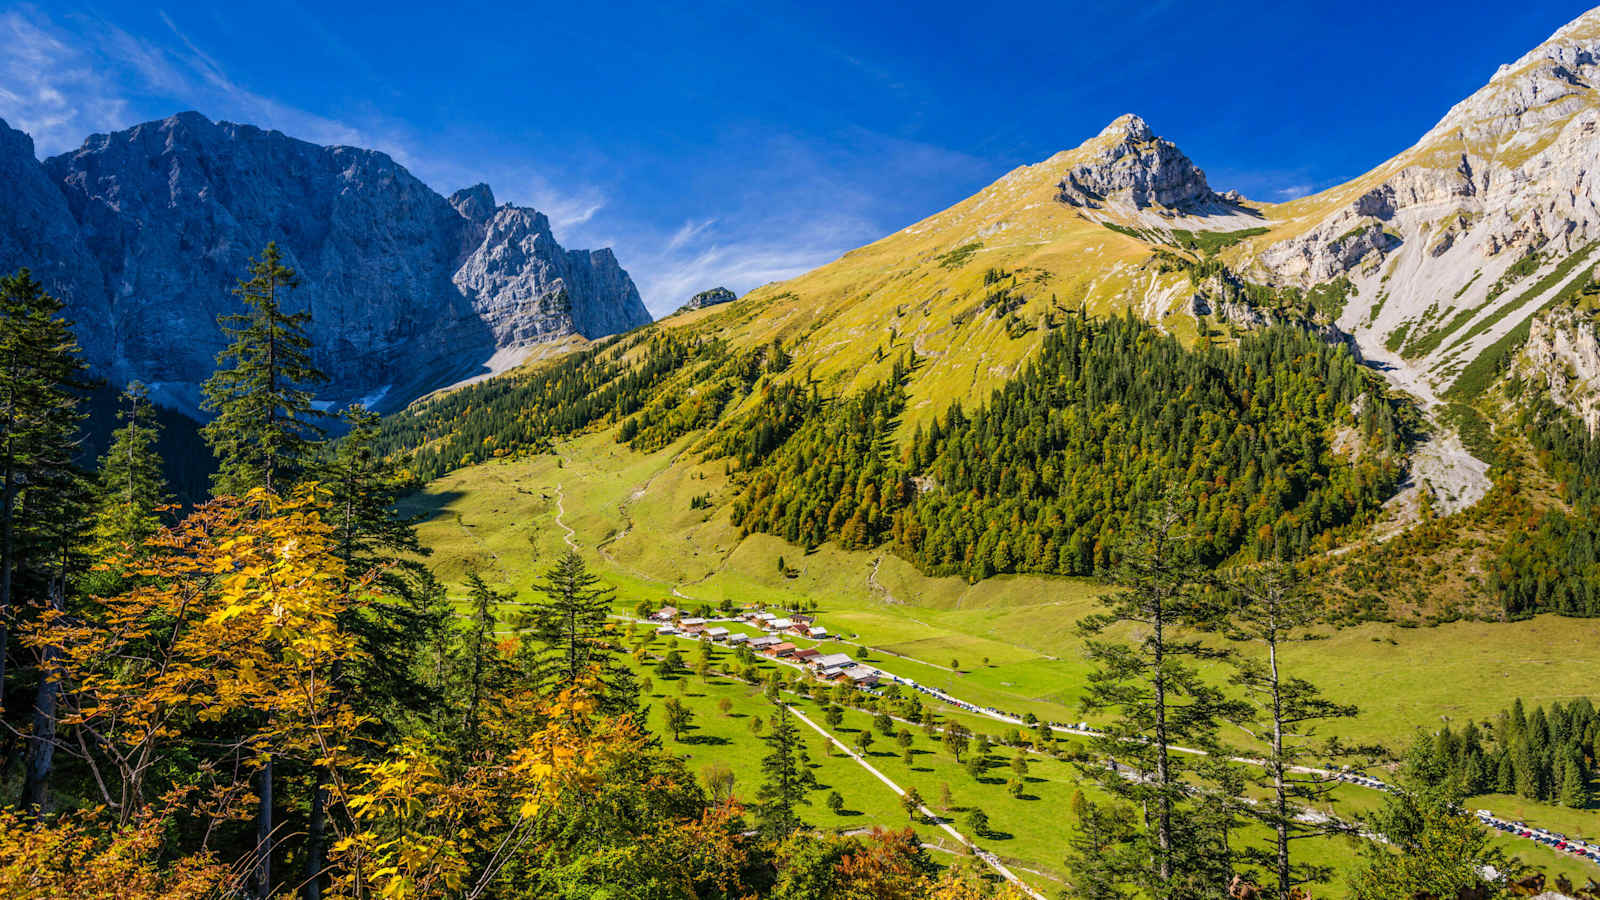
[304,776,327,899]
[0,462,15,705]
[255,755,274,899]
[22,573,63,813]
[1152,602,1172,885]
[1268,630,1290,900]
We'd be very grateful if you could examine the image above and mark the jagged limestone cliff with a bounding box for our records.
[0,112,651,414]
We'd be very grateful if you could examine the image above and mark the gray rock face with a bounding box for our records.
[676,286,737,313]
[1251,6,1600,399]
[452,204,648,347]
[1516,305,1600,433]
[1,112,651,414]
[1057,114,1229,213]
[0,121,109,355]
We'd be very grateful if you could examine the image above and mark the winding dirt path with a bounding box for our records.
[553,481,578,551]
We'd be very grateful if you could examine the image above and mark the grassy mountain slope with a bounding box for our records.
[372,14,1600,886]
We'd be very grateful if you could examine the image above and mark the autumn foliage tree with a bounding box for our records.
[19,488,368,893]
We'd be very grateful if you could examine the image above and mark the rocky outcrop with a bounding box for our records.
[1056,114,1240,214]
[453,202,648,347]
[1515,305,1600,432]
[676,286,737,313]
[1,112,651,415]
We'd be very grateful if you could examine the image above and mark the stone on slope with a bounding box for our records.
[675,286,737,313]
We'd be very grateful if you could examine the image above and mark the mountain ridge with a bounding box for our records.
[0,111,652,416]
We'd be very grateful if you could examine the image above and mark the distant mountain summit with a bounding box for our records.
[0,112,650,414]
[1056,113,1243,216]
[675,286,737,314]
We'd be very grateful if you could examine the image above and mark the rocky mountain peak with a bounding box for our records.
[1419,7,1600,153]
[1254,6,1600,404]
[1098,113,1154,143]
[1057,114,1225,213]
[449,183,498,224]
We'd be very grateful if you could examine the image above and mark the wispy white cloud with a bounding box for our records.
[629,216,871,315]
[0,7,130,153]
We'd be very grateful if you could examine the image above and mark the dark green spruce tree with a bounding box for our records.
[1063,790,1138,900]
[20,465,94,815]
[0,269,91,784]
[454,572,513,753]
[755,699,817,838]
[1219,561,1370,899]
[518,550,637,714]
[92,381,170,553]
[1076,501,1240,899]
[202,243,327,496]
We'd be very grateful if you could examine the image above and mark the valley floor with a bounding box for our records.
[398,429,1600,892]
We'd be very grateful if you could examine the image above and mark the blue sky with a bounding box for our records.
[1,1,1592,315]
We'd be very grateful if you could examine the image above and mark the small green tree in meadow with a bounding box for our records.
[854,729,874,756]
[662,698,693,741]
[824,705,844,729]
[965,755,985,780]
[901,787,923,823]
[944,723,970,762]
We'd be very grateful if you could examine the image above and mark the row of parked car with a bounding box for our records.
[1477,810,1600,864]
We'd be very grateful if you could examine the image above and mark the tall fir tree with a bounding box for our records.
[453,572,511,753]
[198,245,327,899]
[201,243,326,496]
[1219,561,1369,898]
[755,700,817,838]
[0,269,90,752]
[518,550,637,713]
[19,449,94,814]
[92,382,170,552]
[1076,501,1240,899]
